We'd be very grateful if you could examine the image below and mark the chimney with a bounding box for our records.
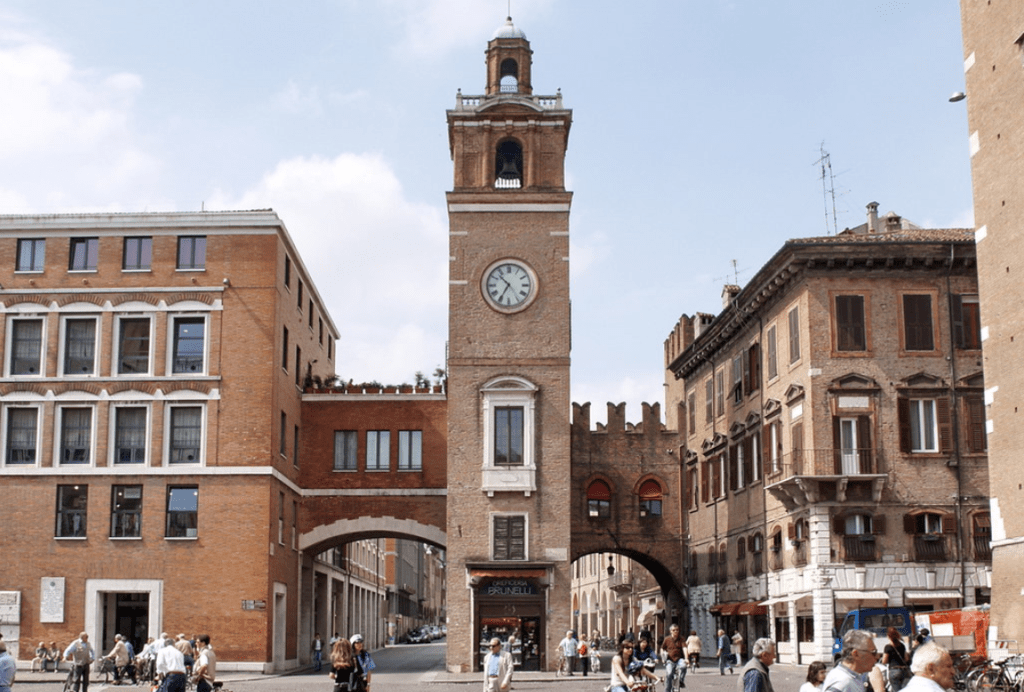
[884,212,902,231]
[694,313,715,339]
[866,201,879,234]
[721,284,740,310]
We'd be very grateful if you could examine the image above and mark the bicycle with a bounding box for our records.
[554,650,568,676]
[967,658,1021,692]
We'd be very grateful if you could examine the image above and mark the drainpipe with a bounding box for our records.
[944,243,967,604]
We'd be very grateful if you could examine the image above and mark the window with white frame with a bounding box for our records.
[909,399,939,453]
[167,405,203,464]
[116,317,151,375]
[112,406,147,464]
[5,406,39,465]
[398,430,422,470]
[9,318,44,376]
[366,430,390,471]
[170,316,206,374]
[482,378,536,469]
[61,317,98,375]
[492,514,527,560]
[16,239,45,272]
[59,407,93,465]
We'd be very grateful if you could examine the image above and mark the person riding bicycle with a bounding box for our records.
[632,636,659,678]
[661,624,686,689]
[611,640,659,692]
[685,630,702,670]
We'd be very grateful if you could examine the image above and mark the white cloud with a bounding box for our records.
[272,80,324,117]
[208,152,449,386]
[0,17,159,212]
[391,0,556,58]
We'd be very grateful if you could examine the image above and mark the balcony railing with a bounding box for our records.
[768,549,784,572]
[608,571,634,594]
[843,535,878,562]
[751,552,763,576]
[792,541,808,566]
[913,535,949,562]
[765,448,883,482]
[974,534,992,561]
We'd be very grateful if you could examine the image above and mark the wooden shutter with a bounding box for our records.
[832,515,846,536]
[747,343,760,393]
[762,424,771,476]
[788,522,797,539]
[832,417,842,473]
[964,394,987,453]
[873,514,887,535]
[898,398,912,454]
[792,422,803,474]
[767,326,778,380]
[858,415,873,472]
[937,397,953,453]
[951,294,965,349]
[903,513,916,534]
[942,514,957,534]
[742,436,754,486]
[701,460,710,503]
[729,445,739,492]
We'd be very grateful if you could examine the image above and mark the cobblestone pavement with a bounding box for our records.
[15,644,814,692]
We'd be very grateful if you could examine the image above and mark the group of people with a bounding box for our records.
[326,633,376,692]
[798,629,953,692]
[58,631,216,692]
[30,641,64,672]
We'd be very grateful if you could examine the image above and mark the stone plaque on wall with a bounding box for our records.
[40,577,65,623]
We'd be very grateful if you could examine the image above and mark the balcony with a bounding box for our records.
[974,534,992,561]
[792,541,808,566]
[913,535,949,562]
[764,449,887,510]
[768,549,784,572]
[843,535,878,562]
[608,570,634,594]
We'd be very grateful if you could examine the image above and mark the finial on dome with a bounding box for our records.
[492,16,526,40]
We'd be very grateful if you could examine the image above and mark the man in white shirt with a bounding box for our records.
[902,643,954,692]
[155,637,187,692]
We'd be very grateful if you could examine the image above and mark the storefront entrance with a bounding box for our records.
[475,576,546,672]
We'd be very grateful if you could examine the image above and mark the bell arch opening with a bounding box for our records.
[499,58,519,93]
[495,139,523,189]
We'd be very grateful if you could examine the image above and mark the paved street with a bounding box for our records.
[15,644,814,692]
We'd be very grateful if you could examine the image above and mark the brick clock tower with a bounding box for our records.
[445,18,573,673]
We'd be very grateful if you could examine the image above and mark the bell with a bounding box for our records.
[497,158,521,180]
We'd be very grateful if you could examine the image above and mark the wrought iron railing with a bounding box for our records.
[913,535,949,562]
[767,549,784,572]
[843,535,878,562]
[764,448,884,483]
[792,541,808,566]
[974,534,992,561]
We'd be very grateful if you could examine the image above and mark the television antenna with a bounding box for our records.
[814,143,839,235]
[713,259,748,287]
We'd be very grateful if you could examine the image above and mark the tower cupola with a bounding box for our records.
[486,17,533,96]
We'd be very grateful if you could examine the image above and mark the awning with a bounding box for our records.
[760,593,812,607]
[905,590,963,600]
[637,607,658,627]
[468,569,547,578]
[834,590,889,601]
[737,602,768,616]
[710,602,742,615]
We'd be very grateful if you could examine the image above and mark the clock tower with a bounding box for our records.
[445,17,573,673]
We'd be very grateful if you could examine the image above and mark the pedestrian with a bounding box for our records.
[737,638,775,692]
[882,626,910,692]
[155,635,187,692]
[610,640,659,692]
[104,634,130,684]
[800,661,828,692]
[822,630,876,692]
[351,634,375,691]
[902,643,954,692]
[192,635,216,692]
[717,629,734,675]
[577,636,590,676]
[557,630,579,675]
[732,630,745,667]
[0,642,15,692]
[64,632,95,692]
[482,637,513,692]
[312,633,324,672]
[589,630,602,674]
[173,635,194,676]
[329,638,361,692]
[661,624,686,689]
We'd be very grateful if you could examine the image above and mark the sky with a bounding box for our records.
[0,1,974,426]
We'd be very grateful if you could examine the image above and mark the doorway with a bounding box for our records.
[101,592,149,654]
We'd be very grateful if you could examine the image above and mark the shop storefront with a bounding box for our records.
[471,569,549,672]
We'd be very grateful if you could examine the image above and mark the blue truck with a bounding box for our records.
[832,607,915,662]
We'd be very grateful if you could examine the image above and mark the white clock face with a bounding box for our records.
[484,261,535,310]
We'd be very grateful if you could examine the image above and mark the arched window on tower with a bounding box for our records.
[638,479,663,518]
[500,58,519,93]
[587,480,611,519]
[495,140,523,189]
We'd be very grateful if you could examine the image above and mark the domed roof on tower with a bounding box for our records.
[492,16,526,40]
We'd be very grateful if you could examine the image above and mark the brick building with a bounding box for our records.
[958,1,1024,645]
[0,211,337,666]
[665,206,991,663]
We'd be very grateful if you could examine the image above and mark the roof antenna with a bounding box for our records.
[814,142,839,235]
